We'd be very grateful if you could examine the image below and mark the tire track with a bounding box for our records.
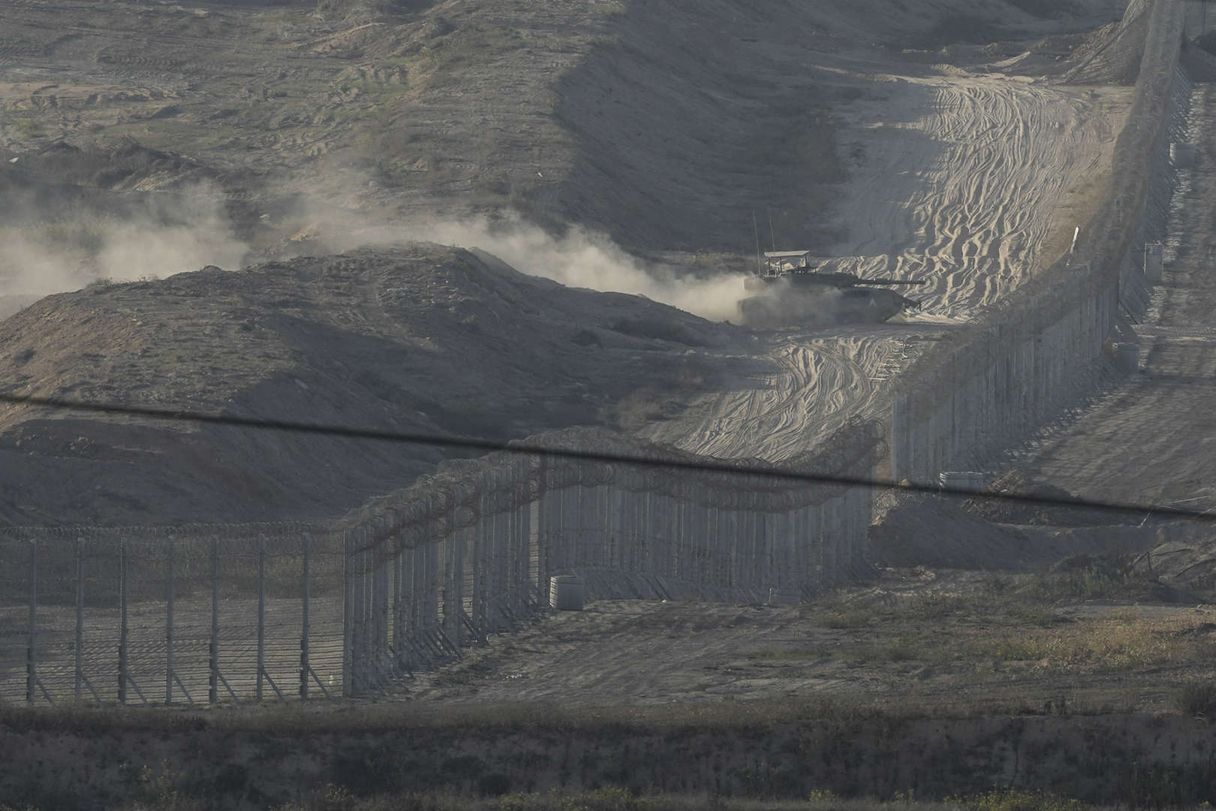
[1010,86,1216,510]
[652,70,1119,463]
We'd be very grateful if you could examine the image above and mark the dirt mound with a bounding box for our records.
[0,245,742,525]
[962,471,1144,527]
[1134,535,1216,593]
[873,491,1161,571]
[9,140,216,193]
[1064,0,1151,84]
[0,295,41,321]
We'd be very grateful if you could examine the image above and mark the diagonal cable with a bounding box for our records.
[0,391,1211,523]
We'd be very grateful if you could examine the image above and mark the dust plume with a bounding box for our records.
[0,183,248,296]
[323,214,750,323]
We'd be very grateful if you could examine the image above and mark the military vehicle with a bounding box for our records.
[739,250,925,327]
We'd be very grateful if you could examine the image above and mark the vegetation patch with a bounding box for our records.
[984,612,1216,671]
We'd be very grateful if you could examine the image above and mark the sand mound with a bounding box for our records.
[1134,536,1216,593]
[873,493,1161,571]
[1064,0,1151,84]
[0,245,743,525]
[7,140,215,193]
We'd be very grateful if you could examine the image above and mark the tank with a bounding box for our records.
[739,257,925,328]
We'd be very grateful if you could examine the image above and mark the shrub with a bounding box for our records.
[1175,681,1216,718]
[970,790,1083,811]
[478,773,513,798]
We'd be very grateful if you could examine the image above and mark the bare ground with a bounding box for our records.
[0,0,1147,516]
[0,244,750,524]
[996,83,1216,513]
[398,570,1216,714]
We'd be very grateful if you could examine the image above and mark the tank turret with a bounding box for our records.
[739,251,925,328]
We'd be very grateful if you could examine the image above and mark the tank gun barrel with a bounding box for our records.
[859,277,928,287]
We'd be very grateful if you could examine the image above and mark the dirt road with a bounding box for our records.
[640,326,945,462]
[831,75,1126,322]
[1009,85,1216,511]
[646,65,1126,462]
[402,574,1212,713]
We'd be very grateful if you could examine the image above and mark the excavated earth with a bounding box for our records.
[7,5,1216,806]
[0,0,1151,527]
[0,245,747,524]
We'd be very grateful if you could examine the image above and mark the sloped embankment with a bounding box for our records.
[1065,0,1154,84]
[0,245,743,525]
[550,0,1121,253]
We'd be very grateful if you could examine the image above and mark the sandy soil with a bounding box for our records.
[399,571,1216,713]
[643,63,1128,461]
[641,326,947,461]
[0,245,748,524]
[829,75,1127,322]
[0,0,1149,523]
[1001,84,1216,512]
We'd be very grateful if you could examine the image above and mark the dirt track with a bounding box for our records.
[1008,85,1216,512]
[832,76,1126,321]
[645,65,1128,461]
[400,575,1216,713]
[640,326,945,461]
[0,0,1153,518]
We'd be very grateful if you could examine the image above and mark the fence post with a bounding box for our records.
[166,535,175,704]
[533,457,546,599]
[300,532,311,701]
[257,534,266,702]
[26,537,37,704]
[342,530,354,698]
[75,537,84,702]
[372,522,389,675]
[119,539,128,705]
[210,537,219,705]
[394,534,409,672]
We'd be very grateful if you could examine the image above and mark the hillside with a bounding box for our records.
[0,245,740,525]
[0,0,1123,276]
[0,0,1147,520]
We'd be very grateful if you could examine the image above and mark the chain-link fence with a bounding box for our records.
[0,413,875,705]
[0,423,879,703]
[341,428,878,696]
[0,525,344,705]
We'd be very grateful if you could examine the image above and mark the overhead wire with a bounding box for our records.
[0,391,1212,525]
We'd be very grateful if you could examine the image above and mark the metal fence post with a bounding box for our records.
[26,538,37,704]
[75,537,84,702]
[118,539,128,705]
[300,532,311,700]
[257,534,266,702]
[166,535,175,704]
[210,538,220,705]
[342,530,353,698]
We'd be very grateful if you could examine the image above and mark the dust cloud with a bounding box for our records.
[1,179,750,323]
[331,215,751,323]
[0,184,249,296]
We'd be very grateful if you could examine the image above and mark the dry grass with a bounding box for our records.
[984,611,1216,671]
[1173,681,1216,718]
[86,787,1192,811]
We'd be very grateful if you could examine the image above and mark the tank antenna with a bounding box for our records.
[752,210,763,274]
